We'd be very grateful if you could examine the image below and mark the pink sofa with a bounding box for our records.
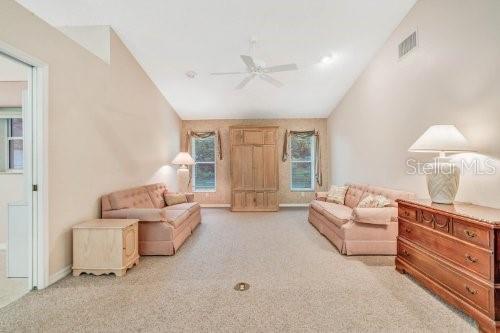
[308,183,415,255]
[101,183,201,255]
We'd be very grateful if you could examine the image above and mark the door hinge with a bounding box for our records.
[33,184,38,192]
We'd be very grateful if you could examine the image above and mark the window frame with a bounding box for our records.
[191,136,216,193]
[5,117,24,173]
[290,134,315,192]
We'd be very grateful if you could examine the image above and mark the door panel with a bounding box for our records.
[267,192,278,210]
[232,145,253,190]
[253,146,264,189]
[255,192,265,209]
[263,145,277,190]
[264,130,275,144]
[232,191,245,210]
[245,192,255,210]
[243,130,264,145]
[232,129,243,145]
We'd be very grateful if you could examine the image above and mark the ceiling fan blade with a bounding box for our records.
[240,55,257,71]
[235,74,256,89]
[210,71,247,75]
[259,74,283,88]
[263,63,298,73]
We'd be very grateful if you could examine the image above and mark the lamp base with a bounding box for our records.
[426,159,460,204]
[177,166,190,194]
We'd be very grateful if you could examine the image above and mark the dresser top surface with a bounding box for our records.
[73,219,139,229]
[398,199,500,224]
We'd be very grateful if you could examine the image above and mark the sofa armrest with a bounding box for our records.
[102,208,166,222]
[315,192,328,202]
[353,207,397,225]
[185,193,195,203]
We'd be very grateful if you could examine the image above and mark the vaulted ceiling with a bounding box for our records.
[16,0,416,119]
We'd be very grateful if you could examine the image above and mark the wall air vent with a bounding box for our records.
[399,31,417,59]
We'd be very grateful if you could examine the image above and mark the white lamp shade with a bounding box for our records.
[408,125,473,153]
[172,152,195,165]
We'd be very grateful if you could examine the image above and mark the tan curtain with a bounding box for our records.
[282,129,322,187]
[186,130,223,160]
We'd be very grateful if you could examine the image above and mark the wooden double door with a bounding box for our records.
[230,126,279,211]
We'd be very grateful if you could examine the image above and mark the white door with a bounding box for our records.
[7,202,29,277]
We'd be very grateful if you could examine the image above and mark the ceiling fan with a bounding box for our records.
[210,40,298,89]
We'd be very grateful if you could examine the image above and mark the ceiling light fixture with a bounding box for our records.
[185,70,197,79]
[320,52,339,65]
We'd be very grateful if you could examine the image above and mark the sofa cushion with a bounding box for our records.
[311,200,354,228]
[326,185,348,204]
[363,185,415,208]
[108,187,155,210]
[109,193,132,210]
[344,184,366,208]
[163,209,191,228]
[357,194,391,208]
[353,207,397,225]
[145,183,167,208]
[164,193,188,206]
[164,202,200,213]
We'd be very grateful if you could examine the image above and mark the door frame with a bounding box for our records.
[0,40,49,290]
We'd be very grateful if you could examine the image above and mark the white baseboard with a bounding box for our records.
[0,243,6,250]
[279,203,309,207]
[200,204,231,208]
[49,265,72,285]
[200,203,308,208]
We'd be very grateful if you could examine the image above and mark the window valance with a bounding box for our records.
[186,130,223,160]
[282,129,322,186]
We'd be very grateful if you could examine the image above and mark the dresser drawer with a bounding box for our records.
[399,220,492,280]
[453,218,491,249]
[399,205,417,221]
[398,241,491,314]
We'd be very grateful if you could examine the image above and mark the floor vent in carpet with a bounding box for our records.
[234,282,250,291]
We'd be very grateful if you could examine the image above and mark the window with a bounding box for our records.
[192,136,216,192]
[290,134,314,191]
[1,117,23,171]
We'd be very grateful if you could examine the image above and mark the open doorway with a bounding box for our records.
[0,52,33,308]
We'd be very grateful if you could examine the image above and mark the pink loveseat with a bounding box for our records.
[101,183,201,255]
[308,183,415,255]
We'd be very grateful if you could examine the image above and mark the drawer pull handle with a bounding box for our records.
[465,254,478,263]
[401,249,410,257]
[464,230,477,238]
[404,227,412,233]
[465,285,478,295]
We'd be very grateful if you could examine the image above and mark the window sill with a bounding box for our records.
[290,189,314,192]
[193,189,216,193]
[0,170,24,175]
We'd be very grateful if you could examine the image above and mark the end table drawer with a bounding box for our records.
[453,218,491,249]
[399,205,417,221]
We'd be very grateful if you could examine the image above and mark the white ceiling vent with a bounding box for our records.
[399,31,417,59]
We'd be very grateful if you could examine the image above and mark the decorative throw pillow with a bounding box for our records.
[164,193,187,206]
[326,185,349,205]
[357,194,391,208]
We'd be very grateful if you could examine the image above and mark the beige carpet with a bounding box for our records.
[0,208,475,332]
[0,250,29,309]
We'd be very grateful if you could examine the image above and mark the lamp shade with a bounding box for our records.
[408,125,473,153]
[172,152,195,165]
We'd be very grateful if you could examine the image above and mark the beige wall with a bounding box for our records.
[182,119,329,205]
[0,1,181,276]
[327,0,500,208]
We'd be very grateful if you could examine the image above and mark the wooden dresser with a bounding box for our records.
[229,126,279,211]
[396,199,500,332]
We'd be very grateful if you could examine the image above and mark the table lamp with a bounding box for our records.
[172,152,195,193]
[409,125,473,204]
